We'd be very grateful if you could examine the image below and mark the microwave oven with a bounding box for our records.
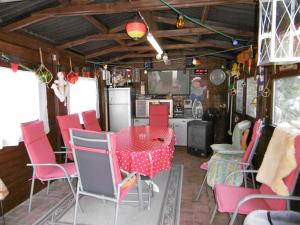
[136,99,173,118]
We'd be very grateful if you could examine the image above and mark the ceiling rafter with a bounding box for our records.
[198,6,210,39]
[167,36,199,43]
[82,16,133,49]
[106,49,234,63]
[152,15,255,37]
[2,0,254,32]
[86,40,234,59]
[84,15,109,33]
[34,0,254,17]
[58,24,252,49]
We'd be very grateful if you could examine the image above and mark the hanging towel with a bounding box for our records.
[256,123,300,196]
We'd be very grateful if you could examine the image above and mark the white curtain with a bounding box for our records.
[67,77,100,123]
[0,67,48,149]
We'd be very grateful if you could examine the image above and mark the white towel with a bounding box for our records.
[256,123,300,196]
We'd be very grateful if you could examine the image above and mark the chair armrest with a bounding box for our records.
[26,163,76,178]
[235,194,300,214]
[118,172,137,188]
[224,170,258,184]
[54,151,72,154]
[217,150,244,155]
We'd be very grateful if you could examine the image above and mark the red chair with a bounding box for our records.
[149,104,169,127]
[21,120,77,212]
[81,110,102,132]
[210,135,300,225]
[57,114,83,161]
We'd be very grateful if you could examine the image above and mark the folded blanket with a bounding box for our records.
[256,123,300,196]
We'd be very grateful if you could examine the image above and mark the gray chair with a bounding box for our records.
[70,129,143,225]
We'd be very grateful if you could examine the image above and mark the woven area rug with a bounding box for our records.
[32,164,183,225]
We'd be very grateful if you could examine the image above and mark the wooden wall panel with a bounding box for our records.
[0,31,85,213]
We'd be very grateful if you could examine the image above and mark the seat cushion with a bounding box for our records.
[37,162,77,180]
[215,184,271,214]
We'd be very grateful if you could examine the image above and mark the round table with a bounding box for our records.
[115,126,176,178]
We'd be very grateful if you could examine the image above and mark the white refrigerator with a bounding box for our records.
[108,87,134,132]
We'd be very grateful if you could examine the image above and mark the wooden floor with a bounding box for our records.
[173,147,244,225]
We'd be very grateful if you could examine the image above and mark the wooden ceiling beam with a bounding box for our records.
[1,0,72,32]
[201,6,210,22]
[59,25,249,49]
[167,36,199,43]
[127,39,147,47]
[34,0,254,17]
[153,15,254,37]
[83,15,109,33]
[86,40,233,59]
[2,14,53,32]
[107,49,234,63]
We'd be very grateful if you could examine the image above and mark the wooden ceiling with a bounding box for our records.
[0,0,258,63]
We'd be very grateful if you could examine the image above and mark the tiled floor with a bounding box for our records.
[173,147,244,225]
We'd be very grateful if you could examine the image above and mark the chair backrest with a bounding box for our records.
[70,129,122,198]
[57,114,82,160]
[232,120,251,149]
[259,135,300,210]
[149,104,169,127]
[21,120,56,179]
[242,119,264,163]
[82,110,102,132]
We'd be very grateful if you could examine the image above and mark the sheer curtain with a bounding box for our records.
[0,67,48,149]
[68,77,100,123]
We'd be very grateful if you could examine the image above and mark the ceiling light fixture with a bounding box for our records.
[176,15,184,29]
[147,33,163,55]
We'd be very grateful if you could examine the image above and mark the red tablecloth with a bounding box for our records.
[116,126,176,178]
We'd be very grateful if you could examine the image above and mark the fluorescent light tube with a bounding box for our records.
[147,33,163,55]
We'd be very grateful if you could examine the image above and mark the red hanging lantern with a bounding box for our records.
[126,21,146,40]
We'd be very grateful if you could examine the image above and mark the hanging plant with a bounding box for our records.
[67,57,79,84]
[35,48,53,84]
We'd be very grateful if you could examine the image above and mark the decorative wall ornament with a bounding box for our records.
[51,71,68,105]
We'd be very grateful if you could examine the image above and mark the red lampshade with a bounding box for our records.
[126,21,146,40]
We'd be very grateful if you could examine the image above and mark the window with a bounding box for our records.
[272,76,300,125]
[236,79,244,114]
[246,77,257,118]
[68,77,100,123]
[0,67,48,149]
